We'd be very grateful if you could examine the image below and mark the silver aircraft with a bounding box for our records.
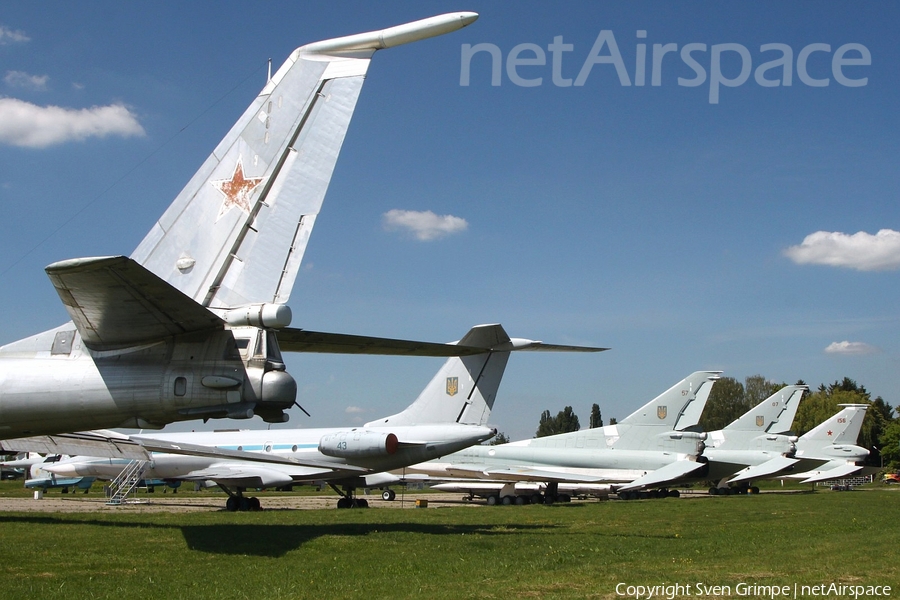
[38,324,585,509]
[0,13,512,439]
[383,371,720,504]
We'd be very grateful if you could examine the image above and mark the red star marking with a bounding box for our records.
[211,156,265,218]
[827,430,833,436]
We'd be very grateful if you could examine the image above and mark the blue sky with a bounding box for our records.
[0,2,897,440]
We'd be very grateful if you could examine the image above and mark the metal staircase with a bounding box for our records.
[105,460,148,505]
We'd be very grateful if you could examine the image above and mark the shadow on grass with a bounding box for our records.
[0,516,556,557]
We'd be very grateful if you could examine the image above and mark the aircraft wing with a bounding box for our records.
[276,327,609,356]
[168,466,304,489]
[799,463,863,484]
[0,430,368,474]
[727,456,800,484]
[0,431,151,460]
[616,459,709,492]
[45,256,223,350]
[439,464,610,484]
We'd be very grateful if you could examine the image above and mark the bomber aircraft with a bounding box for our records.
[384,371,720,504]
[35,324,602,509]
[0,13,545,440]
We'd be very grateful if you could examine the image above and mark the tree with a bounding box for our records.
[485,431,510,446]
[698,376,746,431]
[794,378,888,465]
[589,403,602,428]
[536,406,581,437]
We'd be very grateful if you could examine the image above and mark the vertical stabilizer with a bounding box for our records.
[366,325,511,427]
[673,377,718,431]
[131,13,478,309]
[619,371,722,428]
[765,386,806,434]
[724,385,807,433]
[796,404,869,452]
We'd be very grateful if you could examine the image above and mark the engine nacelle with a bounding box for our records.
[221,303,292,328]
[318,431,399,459]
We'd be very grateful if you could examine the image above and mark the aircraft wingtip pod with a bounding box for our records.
[297,12,479,56]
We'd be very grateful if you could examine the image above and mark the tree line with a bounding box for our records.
[531,375,899,471]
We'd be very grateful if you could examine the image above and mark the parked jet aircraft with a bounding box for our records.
[389,371,720,504]
[706,402,869,493]
[39,324,600,509]
[682,384,809,493]
[23,455,95,494]
[0,13,515,440]
[774,404,870,484]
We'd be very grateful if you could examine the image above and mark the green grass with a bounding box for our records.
[0,488,897,599]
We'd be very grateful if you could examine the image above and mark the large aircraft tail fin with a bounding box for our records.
[672,377,718,431]
[130,13,478,310]
[366,324,513,428]
[365,324,602,427]
[619,371,722,428]
[765,386,807,434]
[796,404,869,452]
[724,385,807,434]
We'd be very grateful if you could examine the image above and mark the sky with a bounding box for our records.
[0,2,898,441]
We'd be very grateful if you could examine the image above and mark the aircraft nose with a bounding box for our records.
[41,463,79,477]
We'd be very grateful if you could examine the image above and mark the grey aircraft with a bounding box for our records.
[382,371,720,504]
[36,324,599,509]
[0,13,541,440]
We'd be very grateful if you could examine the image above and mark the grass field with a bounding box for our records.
[0,487,897,599]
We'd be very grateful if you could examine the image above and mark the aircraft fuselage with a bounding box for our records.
[0,324,296,438]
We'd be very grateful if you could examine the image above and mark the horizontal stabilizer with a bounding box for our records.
[616,459,708,492]
[728,456,799,484]
[45,256,223,350]
[799,463,863,484]
[277,328,490,356]
[276,325,607,356]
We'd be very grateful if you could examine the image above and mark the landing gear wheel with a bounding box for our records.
[750,486,760,495]
[248,497,261,511]
[487,495,499,506]
[531,494,543,505]
[337,497,352,509]
[514,495,526,506]
[226,496,239,512]
[501,495,513,506]
[558,494,571,503]
[668,489,680,498]
[382,489,396,501]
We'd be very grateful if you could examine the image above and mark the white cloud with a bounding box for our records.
[345,406,366,414]
[0,25,29,45]
[784,229,900,271]
[383,209,468,241]
[4,70,49,91]
[0,98,145,148]
[824,341,879,356]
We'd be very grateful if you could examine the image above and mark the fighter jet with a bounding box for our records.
[389,371,720,504]
[0,13,531,440]
[38,324,596,510]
